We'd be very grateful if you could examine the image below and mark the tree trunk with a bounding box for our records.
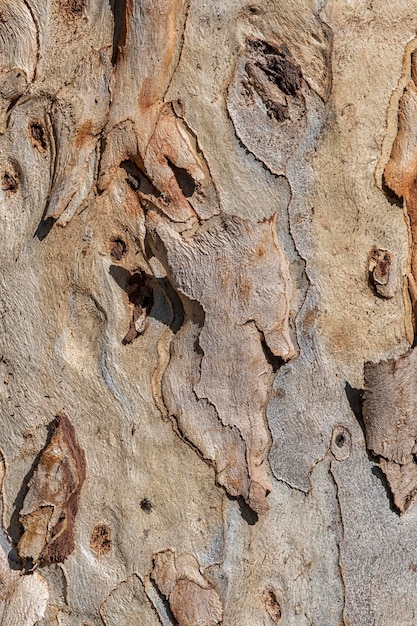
[0,0,416,624]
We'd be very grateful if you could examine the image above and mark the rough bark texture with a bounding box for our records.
[1,0,417,624]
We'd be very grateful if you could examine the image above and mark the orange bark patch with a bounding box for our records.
[75,121,94,149]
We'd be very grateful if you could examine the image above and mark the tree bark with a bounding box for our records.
[0,0,417,624]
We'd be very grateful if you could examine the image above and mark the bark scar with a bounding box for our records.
[17,413,86,566]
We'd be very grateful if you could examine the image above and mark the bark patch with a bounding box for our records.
[18,413,86,564]
[384,63,417,282]
[90,524,112,556]
[1,160,19,193]
[262,589,282,622]
[363,350,417,513]
[60,0,86,19]
[368,247,397,299]
[30,123,47,153]
[148,211,294,515]
[123,271,154,344]
[151,550,223,626]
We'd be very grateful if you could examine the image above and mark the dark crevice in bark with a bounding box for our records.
[149,580,177,626]
[381,178,403,208]
[235,494,259,526]
[167,159,196,198]
[109,264,185,340]
[260,334,285,373]
[328,464,347,625]
[109,0,127,65]
[109,265,154,343]
[344,383,365,436]
[34,217,55,241]
[369,464,399,514]
[121,160,160,197]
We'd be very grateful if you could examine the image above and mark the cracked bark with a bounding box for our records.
[0,1,417,625]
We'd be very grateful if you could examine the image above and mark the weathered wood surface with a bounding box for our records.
[1,0,417,624]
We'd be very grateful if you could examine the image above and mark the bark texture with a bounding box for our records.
[1,0,417,624]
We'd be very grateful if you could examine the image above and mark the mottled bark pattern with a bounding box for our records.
[1,0,417,625]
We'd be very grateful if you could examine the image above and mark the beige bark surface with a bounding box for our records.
[1,0,417,624]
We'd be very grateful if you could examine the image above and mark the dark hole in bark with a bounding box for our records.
[34,217,55,241]
[247,39,302,96]
[121,160,160,197]
[121,160,142,191]
[30,123,47,151]
[110,237,127,261]
[168,160,196,198]
[140,498,153,513]
[335,433,345,448]
[108,266,154,343]
[236,495,258,526]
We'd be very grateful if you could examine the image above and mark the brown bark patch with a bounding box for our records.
[368,247,396,299]
[18,413,87,564]
[262,589,282,622]
[75,121,94,149]
[110,237,127,261]
[363,350,417,513]
[60,0,86,19]
[151,550,223,626]
[30,123,47,153]
[247,39,302,96]
[2,162,19,193]
[90,524,112,556]
[170,579,223,626]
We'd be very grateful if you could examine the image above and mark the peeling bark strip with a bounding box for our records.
[151,550,223,626]
[18,413,86,564]
[384,50,417,284]
[0,451,49,625]
[98,0,222,226]
[363,351,417,513]
[148,210,294,514]
[100,574,162,625]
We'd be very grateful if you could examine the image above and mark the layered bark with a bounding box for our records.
[0,1,417,625]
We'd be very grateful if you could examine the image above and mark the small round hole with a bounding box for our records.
[140,498,153,513]
[335,433,345,448]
